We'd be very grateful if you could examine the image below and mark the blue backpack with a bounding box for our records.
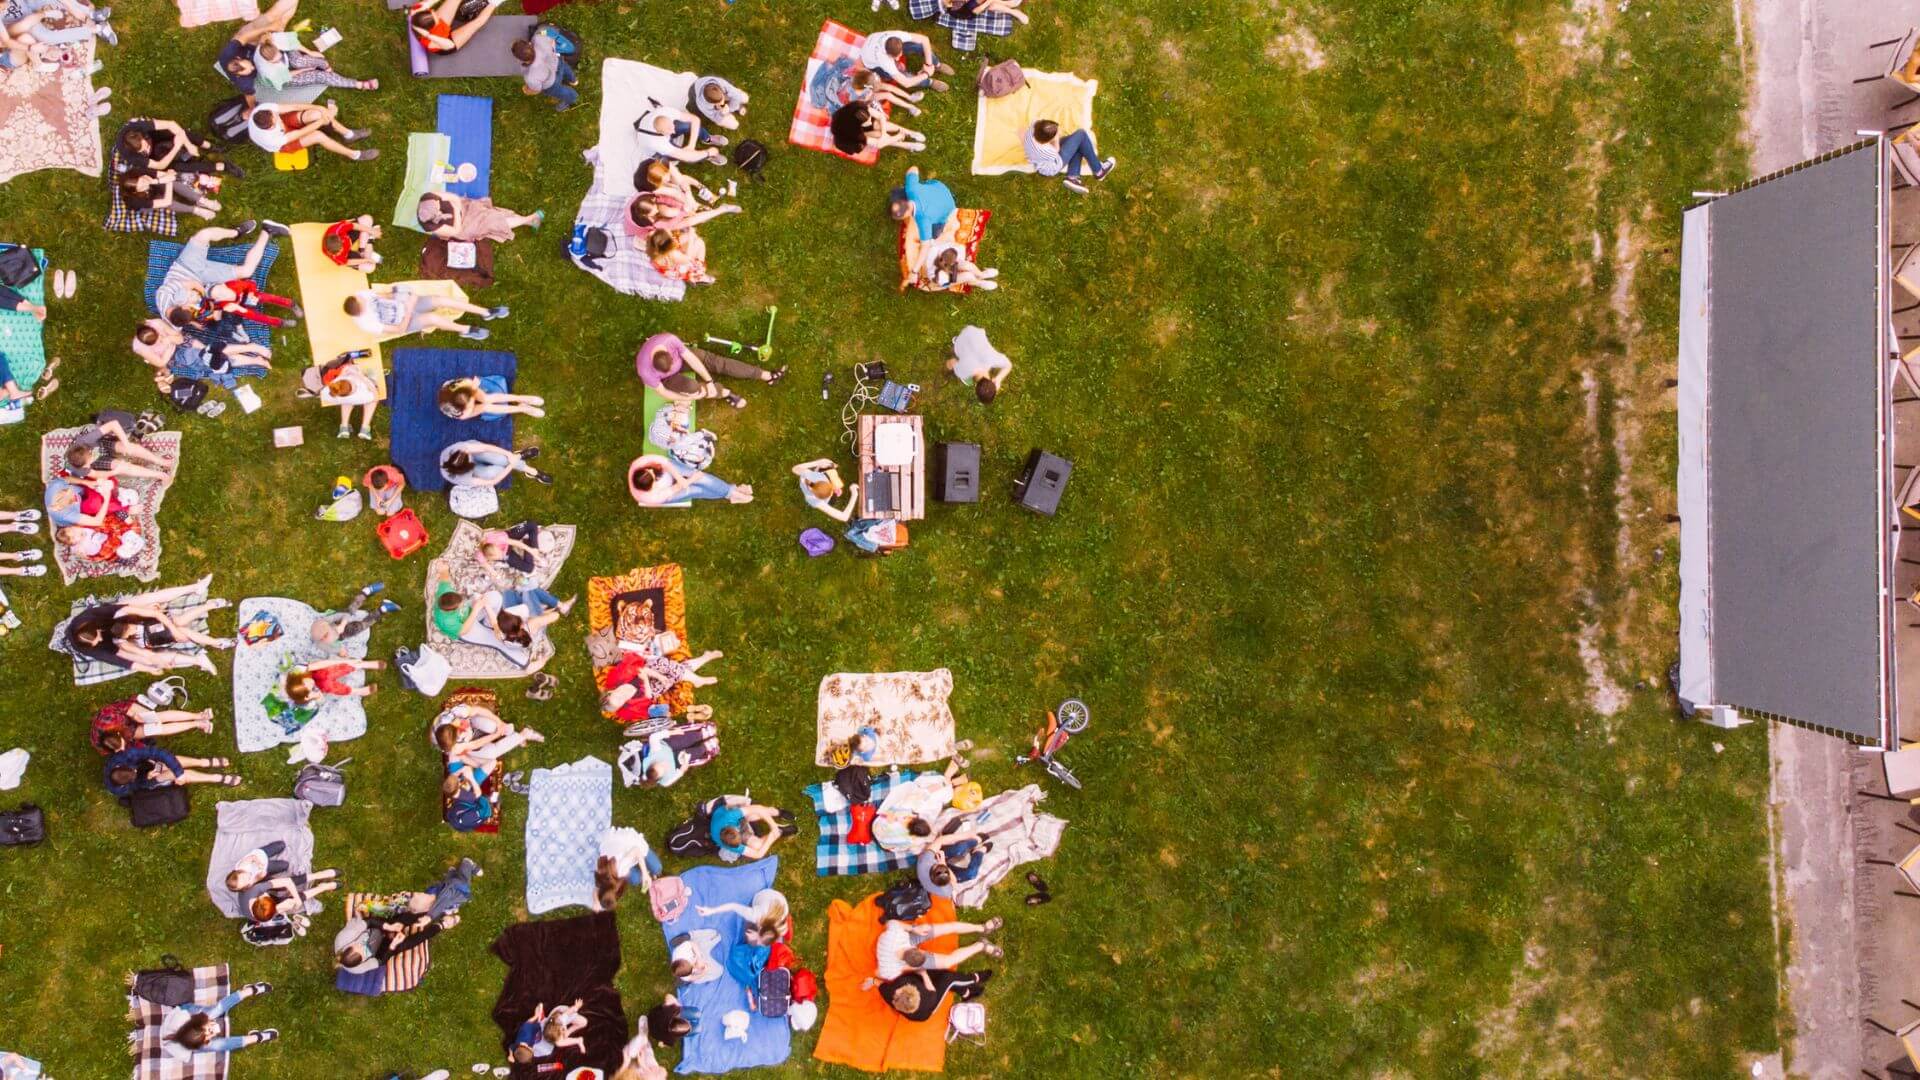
[446,794,490,832]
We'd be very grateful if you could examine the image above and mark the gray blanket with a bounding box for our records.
[204,798,314,918]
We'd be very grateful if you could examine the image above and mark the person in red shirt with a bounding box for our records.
[322,216,382,272]
[285,656,385,704]
[409,0,507,55]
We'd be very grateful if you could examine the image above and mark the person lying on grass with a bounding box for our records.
[439,376,544,420]
[632,101,728,166]
[792,457,860,522]
[308,582,399,646]
[133,319,273,393]
[831,100,925,158]
[104,744,241,795]
[441,439,552,487]
[947,324,1011,404]
[513,26,579,112]
[89,696,212,756]
[409,0,509,55]
[859,914,1003,991]
[920,242,998,291]
[346,285,506,342]
[1023,118,1116,195]
[322,215,382,272]
[158,982,277,1060]
[418,191,544,244]
[118,171,221,220]
[637,331,785,408]
[246,101,378,162]
[849,68,922,117]
[860,29,954,92]
[511,1001,589,1064]
[283,656,384,705]
[628,454,752,506]
[65,589,232,675]
[691,74,749,129]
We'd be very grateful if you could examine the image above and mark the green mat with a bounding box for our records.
[0,246,48,398]
[643,385,693,508]
[394,133,453,232]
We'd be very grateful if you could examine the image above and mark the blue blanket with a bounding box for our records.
[388,347,517,492]
[436,94,493,199]
[143,239,280,346]
[660,860,792,1074]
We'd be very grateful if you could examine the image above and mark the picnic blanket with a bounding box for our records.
[616,722,718,787]
[389,347,516,493]
[127,963,230,1080]
[230,597,370,754]
[411,15,536,78]
[290,222,471,399]
[490,912,627,1077]
[334,891,432,995]
[945,784,1066,908]
[204,798,314,918]
[660,860,792,1074]
[806,769,921,877]
[587,563,695,716]
[436,94,493,199]
[423,520,577,678]
[598,59,697,201]
[421,236,495,289]
[49,578,207,685]
[569,148,686,302]
[442,686,502,833]
[906,0,1013,53]
[641,385,693,506]
[145,240,281,347]
[0,246,49,402]
[791,21,887,165]
[177,0,258,27]
[899,208,992,293]
[525,755,613,914]
[815,670,957,765]
[394,132,453,231]
[0,38,100,183]
[41,427,181,585]
[971,70,1097,174]
[813,893,961,1074]
[106,122,180,237]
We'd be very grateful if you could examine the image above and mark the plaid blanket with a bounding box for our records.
[127,963,229,1080]
[42,428,182,585]
[144,240,281,347]
[50,579,209,685]
[805,769,920,877]
[105,121,181,237]
[790,20,888,165]
[906,0,1014,52]
[945,784,1067,907]
[571,149,686,303]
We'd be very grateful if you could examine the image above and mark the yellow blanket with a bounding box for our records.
[289,222,467,400]
[970,71,1098,176]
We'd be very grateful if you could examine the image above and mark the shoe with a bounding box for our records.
[703,133,729,147]
[928,78,950,92]
[91,101,111,117]
[1063,177,1089,195]
[232,219,257,238]
[461,326,490,340]
[222,160,248,179]
[94,23,117,45]
[92,6,112,19]
[1024,891,1052,906]
[519,445,541,461]
[1025,870,1048,891]
[260,219,291,237]
[765,365,788,384]
[1095,156,1116,180]
[528,210,545,231]
[362,582,385,595]
[532,470,554,486]
[281,317,300,329]
[244,981,272,996]
[935,61,955,75]
[355,148,380,161]
[255,1029,279,1044]
[337,425,350,439]
[378,600,400,615]
[486,305,510,320]
[357,427,372,440]
[344,128,371,142]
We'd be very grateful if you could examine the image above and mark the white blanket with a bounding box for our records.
[598,58,698,201]
[948,784,1067,909]
[231,597,368,754]
[525,756,613,915]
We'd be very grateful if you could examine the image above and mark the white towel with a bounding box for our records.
[0,748,27,789]
[597,59,698,202]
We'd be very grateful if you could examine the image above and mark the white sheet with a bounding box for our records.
[597,58,698,202]
[1676,205,1714,711]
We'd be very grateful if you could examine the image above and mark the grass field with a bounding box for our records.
[0,0,1782,1076]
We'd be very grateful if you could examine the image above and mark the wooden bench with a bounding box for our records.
[857,413,925,521]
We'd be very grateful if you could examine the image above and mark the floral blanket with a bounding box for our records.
[814,669,958,765]
[0,31,99,183]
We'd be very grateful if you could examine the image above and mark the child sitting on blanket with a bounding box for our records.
[830,100,926,158]
[196,277,303,330]
[691,75,749,129]
[309,582,401,646]
[632,102,728,167]
[922,242,999,292]
[511,1001,588,1064]
[57,520,143,564]
[646,229,713,285]
[438,376,545,420]
[322,216,383,272]
[284,656,385,704]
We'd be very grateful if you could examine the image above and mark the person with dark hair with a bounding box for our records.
[830,100,925,158]
[417,191,544,244]
[946,325,1012,404]
[321,215,382,271]
[862,915,1002,991]
[64,589,232,675]
[859,29,953,92]
[690,74,748,129]
[513,27,579,112]
[104,744,240,796]
[628,454,752,506]
[470,586,573,652]
[89,696,213,756]
[706,798,792,863]
[888,166,957,270]
[919,243,998,292]
[246,101,376,161]
[439,375,544,420]
[282,655,383,706]
[119,171,221,220]
[644,994,699,1047]
[440,439,552,487]
[151,222,282,331]
[131,318,272,393]
[157,982,277,1060]
[635,332,784,408]
[880,969,992,1022]
[409,0,508,55]
[1023,118,1115,195]
[215,0,294,99]
[118,118,239,179]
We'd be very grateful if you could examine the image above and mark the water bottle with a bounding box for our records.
[821,371,834,400]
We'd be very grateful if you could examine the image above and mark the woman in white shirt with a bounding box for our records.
[593,825,663,911]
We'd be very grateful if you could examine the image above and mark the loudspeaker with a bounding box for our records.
[1012,449,1072,516]
[935,442,980,503]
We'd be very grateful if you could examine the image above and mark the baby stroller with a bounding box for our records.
[1015,699,1088,790]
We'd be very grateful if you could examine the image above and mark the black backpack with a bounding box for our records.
[167,378,210,413]
[207,96,250,145]
[733,139,768,182]
[0,803,44,845]
[131,954,193,1005]
[833,764,871,806]
[879,877,931,923]
[123,786,189,827]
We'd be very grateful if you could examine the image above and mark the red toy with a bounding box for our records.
[377,508,428,560]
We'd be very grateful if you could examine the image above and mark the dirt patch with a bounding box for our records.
[1267,21,1327,70]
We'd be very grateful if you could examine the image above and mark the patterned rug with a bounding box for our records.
[231,597,369,754]
[525,755,612,914]
[421,521,577,679]
[0,32,100,184]
[586,563,694,717]
[41,427,182,585]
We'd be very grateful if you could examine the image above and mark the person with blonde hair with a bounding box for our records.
[696,887,789,944]
[792,457,860,522]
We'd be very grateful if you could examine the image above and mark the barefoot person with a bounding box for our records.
[64,586,233,676]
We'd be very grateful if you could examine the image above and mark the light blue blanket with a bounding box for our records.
[525,756,612,914]
[659,860,792,1074]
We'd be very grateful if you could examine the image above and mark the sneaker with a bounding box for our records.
[357,427,372,440]
[1063,177,1089,194]
[935,61,955,75]
[337,425,351,439]
[232,219,258,238]
[354,148,380,162]
[520,445,541,461]
[1094,156,1116,180]
[255,1029,279,1044]
[486,305,510,320]
[91,101,111,117]
[461,326,490,341]
[280,318,300,329]
[222,160,248,179]
[703,133,729,147]
[531,469,554,486]
[92,6,112,19]
[344,128,371,142]
[928,77,950,92]
[362,582,386,595]
[378,600,401,615]
[260,219,291,237]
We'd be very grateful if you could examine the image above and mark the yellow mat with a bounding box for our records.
[970,71,1098,176]
[290,222,467,401]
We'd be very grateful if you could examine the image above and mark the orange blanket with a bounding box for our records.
[813,893,960,1074]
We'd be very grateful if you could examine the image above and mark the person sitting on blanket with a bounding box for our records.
[593,825,663,911]
[921,241,999,292]
[225,839,293,893]
[322,215,382,272]
[861,29,954,92]
[7,0,115,51]
[646,401,715,473]
[346,285,506,343]
[408,0,509,55]
[698,888,791,946]
[638,159,719,210]
[104,744,241,795]
[192,277,302,331]
[831,100,926,158]
[476,525,538,568]
[646,229,713,285]
[431,702,544,771]
[309,582,401,647]
[65,593,232,675]
[1023,118,1116,195]
[510,1001,589,1064]
[418,191,545,245]
[60,411,174,483]
[244,867,341,930]
[643,994,698,1049]
[309,354,380,440]
[916,822,992,899]
[882,968,993,1023]
[222,38,378,103]
[621,187,741,242]
[0,13,58,71]
[632,100,728,166]
[849,68,924,117]
[246,101,379,163]
[708,797,792,863]
[792,457,861,522]
[669,928,724,984]
[628,454,752,506]
[690,74,749,129]
[89,695,213,756]
[283,655,384,705]
[889,167,958,273]
[44,471,126,531]
[858,914,1003,993]
[57,520,140,565]
[439,376,544,420]
[118,171,222,221]
[118,119,241,182]
[133,319,273,392]
[512,26,579,112]
[638,332,786,409]
[871,754,978,853]
[152,221,286,330]
[335,909,460,974]
[471,586,574,650]
[946,0,1028,22]
[443,755,494,817]
[441,439,553,487]
[157,981,278,1060]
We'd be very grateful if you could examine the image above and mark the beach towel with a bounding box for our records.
[435,94,493,199]
[587,563,695,716]
[0,246,49,399]
[525,756,613,915]
[569,148,686,302]
[176,0,258,28]
[144,239,280,347]
[423,520,576,679]
[491,912,627,1076]
[442,686,502,833]
[394,132,453,231]
[813,893,960,1074]
[0,39,100,183]
[204,798,314,918]
[411,15,536,78]
[41,427,181,585]
[806,769,921,877]
[128,962,230,1080]
[661,861,792,1073]
[388,347,515,493]
[49,578,207,686]
[597,59,698,201]
[230,597,370,754]
[815,670,957,766]
[106,122,180,237]
[899,208,991,293]
[790,21,887,165]
[971,70,1097,174]
[641,385,693,507]
[334,892,432,995]
[906,0,1013,52]
[944,784,1066,907]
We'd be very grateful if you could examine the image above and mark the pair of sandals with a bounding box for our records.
[1024,870,1052,906]
[524,672,558,701]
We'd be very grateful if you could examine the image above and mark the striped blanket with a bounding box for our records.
[49,579,208,686]
[144,240,281,347]
[805,769,920,877]
[334,892,433,995]
[126,963,229,1080]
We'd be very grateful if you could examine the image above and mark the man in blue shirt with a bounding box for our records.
[889,167,958,270]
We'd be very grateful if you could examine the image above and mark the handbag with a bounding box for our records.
[124,785,190,828]
[0,245,41,288]
[131,954,193,1005]
[0,802,44,846]
[947,1001,986,1045]
[397,644,452,696]
[167,378,210,413]
[976,58,1025,98]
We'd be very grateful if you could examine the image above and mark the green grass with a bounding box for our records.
[0,0,1777,1076]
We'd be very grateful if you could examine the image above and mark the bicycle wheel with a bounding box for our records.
[1050,760,1082,790]
[1056,698,1089,733]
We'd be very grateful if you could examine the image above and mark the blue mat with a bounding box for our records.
[659,859,792,1075]
[144,239,281,347]
[389,347,517,492]
[436,94,493,200]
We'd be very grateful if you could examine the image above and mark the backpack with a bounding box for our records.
[757,966,792,1018]
[733,139,768,182]
[0,245,42,288]
[977,59,1025,98]
[568,224,612,271]
[131,954,193,1005]
[832,764,872,805]
[0,803,44,846]
[446,794,490,832]
[947,1001,986,1045]
[123,786,189,828]
[879,877,932,923]
[241,915,298,947]
[293,758,351,807]
[207,95,251,144]
[166,378,210,413]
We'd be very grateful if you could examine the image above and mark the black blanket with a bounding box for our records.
[490,911,628,1077]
